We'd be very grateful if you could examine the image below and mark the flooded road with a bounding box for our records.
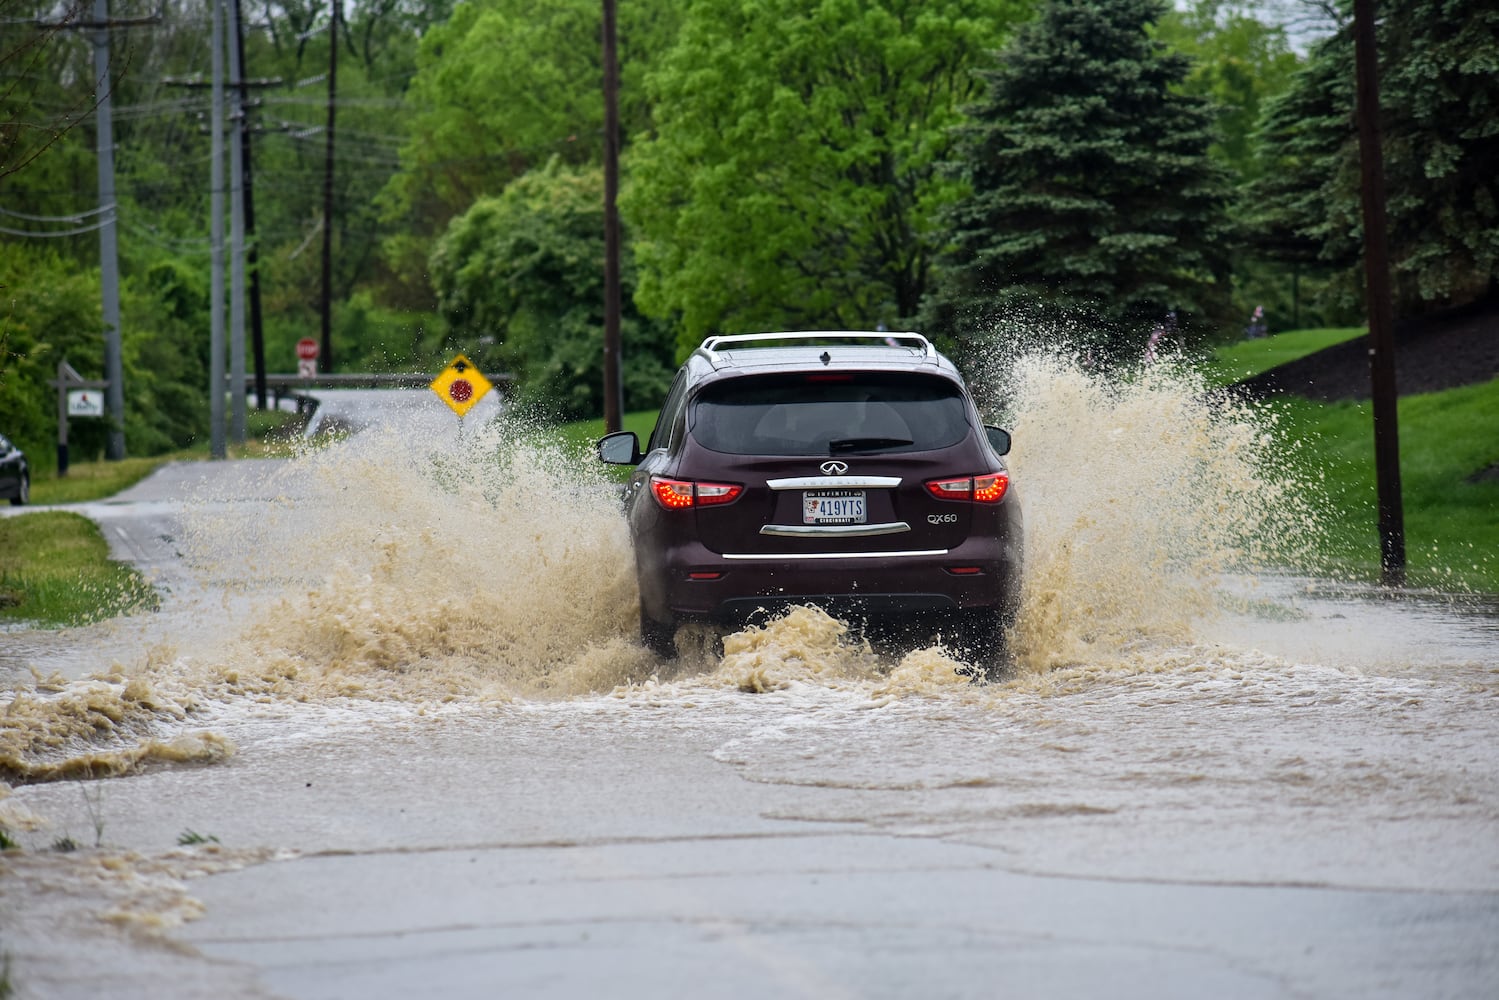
[1,367,1496,998]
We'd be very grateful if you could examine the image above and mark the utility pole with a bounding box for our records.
[234,0,269,411]
[226,0,247,444]
[210,0,227,459]
[601,0,622,432]
[91,0,124,460]
[38,4,158,461]
[319,0,340,373]
[165,64,280,413]
[1352,0,1405,586]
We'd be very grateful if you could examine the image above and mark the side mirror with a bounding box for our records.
[984,425,1012,457]
[597,430,642,465]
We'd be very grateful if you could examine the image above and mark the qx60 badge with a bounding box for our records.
[820,460,849,475]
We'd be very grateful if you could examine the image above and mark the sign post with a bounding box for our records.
[49,360,109,477]
[296,337,319,380]
[429,354,494,436]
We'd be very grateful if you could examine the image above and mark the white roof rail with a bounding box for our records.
[697,330,936,365]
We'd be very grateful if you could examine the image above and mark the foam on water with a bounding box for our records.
[0,351,1377,785]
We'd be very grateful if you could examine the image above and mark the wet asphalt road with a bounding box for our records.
[1,386,1496,999]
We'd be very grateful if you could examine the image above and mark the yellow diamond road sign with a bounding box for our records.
[430,354,493,417]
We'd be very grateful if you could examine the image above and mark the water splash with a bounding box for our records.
[994,352,1324,672]
[1,354,1328,782]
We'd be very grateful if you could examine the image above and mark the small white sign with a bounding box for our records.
[298,358,317,379]
[67,390,105,417]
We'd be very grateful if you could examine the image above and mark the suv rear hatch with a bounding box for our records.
[681,371,989,556]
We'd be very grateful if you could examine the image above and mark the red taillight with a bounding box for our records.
[651,477,695,509]
[973,472,1009,503]
[650,476,743,510]
[924,472,1010,504]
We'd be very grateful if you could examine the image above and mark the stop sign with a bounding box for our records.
[296,338,319,361]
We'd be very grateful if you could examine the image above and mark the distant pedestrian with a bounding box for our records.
[1164,309,1181,352]
[1245,305,1267,340]
[1144,321,1165,365]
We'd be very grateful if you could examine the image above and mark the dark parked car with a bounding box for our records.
[0,433,29,506]
[599,331,1022,670]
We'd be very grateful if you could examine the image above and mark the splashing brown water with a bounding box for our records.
[1,355,1328,783]
[998,354,1323,672]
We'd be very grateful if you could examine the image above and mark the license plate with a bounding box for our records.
[803,490,866,524]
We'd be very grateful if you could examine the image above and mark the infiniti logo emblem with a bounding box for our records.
[819,460,849,475]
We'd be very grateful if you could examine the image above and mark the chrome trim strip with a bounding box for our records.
[759,521,911,538]
[766,475,902,490]
[722,547,947,561]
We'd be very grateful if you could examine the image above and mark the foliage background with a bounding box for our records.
[1,0,1495,469]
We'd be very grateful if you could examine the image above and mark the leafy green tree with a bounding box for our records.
[379,0,680,301]
[924,0,1232,352]
[1246,0,1499,315]
[0,245,111,467]
[1155,0,1300,183]
[429,160,676,420]
[625,0,1028,356]
[0,0,93,185]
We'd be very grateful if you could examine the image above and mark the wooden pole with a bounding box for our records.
[319,0,339,373]
[601,0,622,432]
[1352,0,1405,586]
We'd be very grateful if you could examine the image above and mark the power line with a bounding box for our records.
[0,202,114,221]
[0,217,113,238]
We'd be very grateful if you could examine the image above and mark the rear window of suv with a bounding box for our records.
[690,372,971,456]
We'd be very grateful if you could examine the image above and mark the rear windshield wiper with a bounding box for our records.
[829,436,914,453]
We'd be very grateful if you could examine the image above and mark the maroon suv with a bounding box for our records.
[598,332,1023,669]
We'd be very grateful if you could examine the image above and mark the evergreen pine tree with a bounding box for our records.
[1246,0,1499,315]
[924,0,1232,354]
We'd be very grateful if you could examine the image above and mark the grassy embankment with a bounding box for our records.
[1207,328,1499,594]
[3,410,302,627]
[0,512,158,627]
[546,411,659,482]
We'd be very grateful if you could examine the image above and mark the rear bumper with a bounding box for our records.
[641,534,1022,625]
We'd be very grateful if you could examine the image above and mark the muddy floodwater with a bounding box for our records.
[1,365,1496,999]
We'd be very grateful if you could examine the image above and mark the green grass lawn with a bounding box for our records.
[0,512,158,627]
[547,410,659,453]
[1204,326,1366,385]
[1213,339,1499,593]
[536,410,659,481]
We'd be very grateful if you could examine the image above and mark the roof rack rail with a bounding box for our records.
[696,330,937,366]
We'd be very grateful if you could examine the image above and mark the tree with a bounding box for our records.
[624,0,1028,356]
[1237,29,1360,323]
[378,0,681,302]
[428,160,676,420]
[923,0,1232,353]
[1155,0,1301,183]
[0,244,112,466]
[1246,0,1499,315]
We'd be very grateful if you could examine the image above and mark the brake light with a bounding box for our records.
[650,476,743,509]
[924,472,1010,504]
[651,478,695,509]
[973,473,1008,503]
